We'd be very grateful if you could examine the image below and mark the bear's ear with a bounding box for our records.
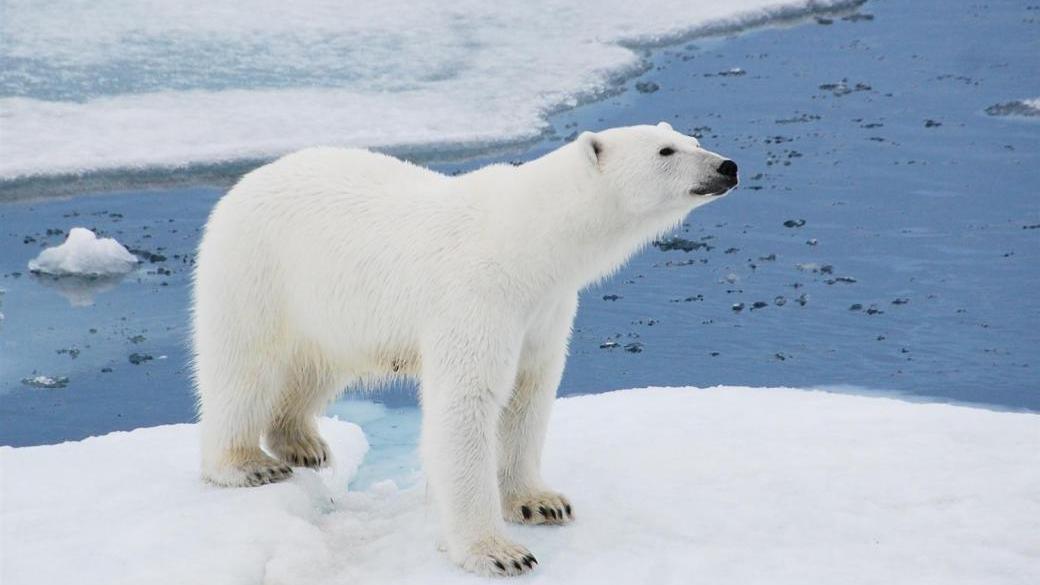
[657,121,673,131]
[577,131,602,167]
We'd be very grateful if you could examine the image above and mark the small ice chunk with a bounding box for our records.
[21,375,69,389]
[28,228,138,277]
[985,98,1040,117]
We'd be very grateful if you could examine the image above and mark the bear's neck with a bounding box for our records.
[481,145,686,297]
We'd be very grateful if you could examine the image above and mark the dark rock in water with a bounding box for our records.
[599,340,620,350]
[128,352,154,365]
[815,16,833,25]
[751,301,768,310]
[602,294,622,301]
[653,236,713,252]
[796,293,809,306]
[892,298,910,305]
[775,113,821,124]
[758,254,777,262]
[783,219,806,228]
[56,347,80,359]
[22,375,69,389]
[818,81,871,97]
[774,296,787,307]
[924,119,942,128]
[774,352,790,361]
[128,334,146,343]
[826,276,858,284]
[128,248,167,263]
[717,68,746,77]
[850,303,864,311]
[865,305,884,315]
[662,259,700,267]
[1023,224,1040,230]
[623,342,644,353]
[101,367,113,373]
[842,13,875,22]
[635,81,660,94]
[710,351,720,357]
[732,303,745,312]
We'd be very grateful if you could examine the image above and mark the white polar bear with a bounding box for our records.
[192,122,737,576]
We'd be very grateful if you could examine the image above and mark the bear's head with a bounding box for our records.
[575,122,738,217]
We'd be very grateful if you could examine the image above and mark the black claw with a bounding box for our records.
[549,508,557,520]
[565,504,572,516]
[493,559,506,572]
[539,506,548,517]
[522,556,533,568]
[521,505,532,520]
[513,560,522,571]
[251,471,263,481]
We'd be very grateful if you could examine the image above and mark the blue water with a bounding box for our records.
[1,0,1037,479]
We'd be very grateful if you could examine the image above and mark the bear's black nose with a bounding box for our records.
[717,160,738,178]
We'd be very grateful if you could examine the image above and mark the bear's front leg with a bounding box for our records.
[498,294,577,526]
[420,325,537,576]
[498,366,573,526]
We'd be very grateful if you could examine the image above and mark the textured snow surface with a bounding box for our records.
[2,387,1037,585]
[27,227,138,277]
[0,0,857,179]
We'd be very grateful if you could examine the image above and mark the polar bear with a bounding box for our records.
[192,122,737,576]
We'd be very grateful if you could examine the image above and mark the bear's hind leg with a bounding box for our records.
[264,358,338,469]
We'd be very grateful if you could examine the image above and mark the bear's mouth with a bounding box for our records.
[689,178,738,197]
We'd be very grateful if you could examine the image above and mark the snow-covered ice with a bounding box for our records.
[2,387,1037,585]
[27,227,138,277]
[0,0,858,179]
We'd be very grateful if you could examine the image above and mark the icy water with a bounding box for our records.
[1,0,1038,491]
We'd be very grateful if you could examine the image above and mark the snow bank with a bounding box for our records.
[2,387,1037,585]
[0,0,859,179]
[27,227,138,277]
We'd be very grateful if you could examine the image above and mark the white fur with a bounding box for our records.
[192,122,735,575]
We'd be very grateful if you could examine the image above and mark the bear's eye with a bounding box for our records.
[659,147,676,156]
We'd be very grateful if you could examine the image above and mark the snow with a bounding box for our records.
[27,227,138,277]
[2,386,1037,585]
[0,0,859,179]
